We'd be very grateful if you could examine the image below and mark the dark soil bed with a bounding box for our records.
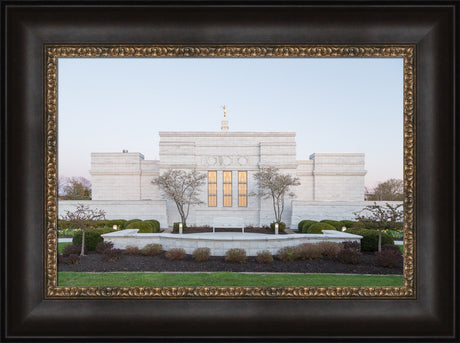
[58,252,403,275]
[171,226,287,234]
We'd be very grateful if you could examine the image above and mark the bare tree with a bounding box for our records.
[252,167,300,223]
[368,178,404,201]
[61,204,106,255]
[354,202,403,252]
[152,169,206,226]
[60,176,92,200]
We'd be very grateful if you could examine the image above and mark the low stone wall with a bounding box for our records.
[102,229,362,256]
[291,200,403,229]
[58,200,168,228]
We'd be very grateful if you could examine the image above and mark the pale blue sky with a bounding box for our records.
[58,57,403,189]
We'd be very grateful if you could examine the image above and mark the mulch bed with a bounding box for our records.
[58,252,403,275]
[171,227,287,234]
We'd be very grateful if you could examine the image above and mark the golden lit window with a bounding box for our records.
[208,171,217,207]
[238,171,247,207]
[223,171,232,207]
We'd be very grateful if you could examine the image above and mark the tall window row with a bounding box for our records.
[207,171,247,207]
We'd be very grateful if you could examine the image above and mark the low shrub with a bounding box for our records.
[125,221,155,233]
[225,248,247,263]
[340,220,356,228]
[72,227,112,251]
[382,244,401,253]
[141,244,163,256]
[256,250,274,264]
[320,220,343,230]
[300,220,318,233]
[192,247,211,262]
[306,222,336,234]
[144,219,161,233]
[124,245,140,255]
[94,220,109,228]
[106,219,128,230]
[125,219,142,227]
[276,246,298,262]
[317,241,342,259]
[172,222,188,233]
[298,220,316,230]
[375,249,403,268]
[95,241,114,254]
[104,248,123,262]
[337,248,361,264]
[62,244,85,257]
[165,248,186,260]
[65,254,81,265]
[270,222,286,232]
[342,240,361,251]
[294,243,322,260]
[345,228,394,252]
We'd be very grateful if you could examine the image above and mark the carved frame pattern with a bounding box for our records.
[45,45,415,299]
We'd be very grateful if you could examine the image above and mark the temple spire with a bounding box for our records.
[221,105,229,131]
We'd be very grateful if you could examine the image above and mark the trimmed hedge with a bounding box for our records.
[125,221,155,233]
[300,220,318,233]
[320,220,344,230]
[144,219,160,233]
[72,227,112,251]
[345,228,394,252]
[306,222,336,234]
[340,220,356,228]
[298,220,316,230]
[106,219,128,229]
[270,222,286,232]
[173,222,188,232]
[125,219,142,227]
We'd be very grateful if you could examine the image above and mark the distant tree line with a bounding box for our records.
[59,176,92,200]
[367,178,403,201]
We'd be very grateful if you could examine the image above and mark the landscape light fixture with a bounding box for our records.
[275,223,279,235]
[179,223,183,235]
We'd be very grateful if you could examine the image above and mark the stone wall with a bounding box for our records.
[102,229,363,256]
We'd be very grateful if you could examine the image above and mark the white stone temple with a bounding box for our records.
[65,114,369,229]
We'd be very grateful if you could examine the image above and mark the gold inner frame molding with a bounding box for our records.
[45,45,415,299]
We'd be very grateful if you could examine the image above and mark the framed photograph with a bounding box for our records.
[2,1,456,341]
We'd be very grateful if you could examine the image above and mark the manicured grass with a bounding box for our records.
[58,272,403,287]
[58,242,72,253]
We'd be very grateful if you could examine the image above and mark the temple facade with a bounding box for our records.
[85,126,367,228]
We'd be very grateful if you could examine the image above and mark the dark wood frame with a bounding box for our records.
[2,1,456,341]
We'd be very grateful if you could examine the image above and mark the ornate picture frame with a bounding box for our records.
[3,2,456,340]
[46,44,415,299]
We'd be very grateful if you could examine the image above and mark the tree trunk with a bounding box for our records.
[378,229,382,252]
[81,229,86,256]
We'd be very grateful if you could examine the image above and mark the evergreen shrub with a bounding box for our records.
[305,222,336,234]
[320,220,343,230]
[270,222,286,232]
[345,228,394,252]
[300,220,317,233]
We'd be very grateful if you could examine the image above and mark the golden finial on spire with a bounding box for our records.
[221,105,227,117]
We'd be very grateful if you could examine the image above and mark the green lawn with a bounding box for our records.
[58,272,403,287]
[58,242,72,253]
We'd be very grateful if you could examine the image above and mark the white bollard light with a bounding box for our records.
[113,225,118,231]
[275,223,279,235]
[179,223,183,235]
[341,227,346,232]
